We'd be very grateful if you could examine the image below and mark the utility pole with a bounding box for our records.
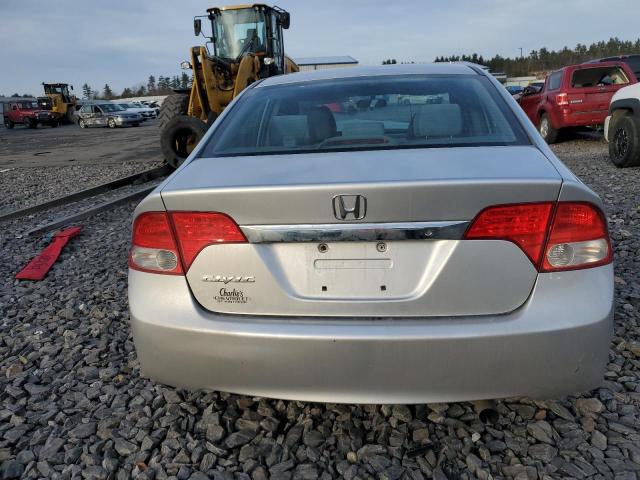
[519,47,523,59]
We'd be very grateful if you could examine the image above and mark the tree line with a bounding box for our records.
[433,37,640,77]
[81,73,192,100]
[2,73,193,100]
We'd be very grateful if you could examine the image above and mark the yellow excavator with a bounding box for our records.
[39,83,78,124]
[158,4,298,168]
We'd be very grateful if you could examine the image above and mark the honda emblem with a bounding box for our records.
[333,194,367,220]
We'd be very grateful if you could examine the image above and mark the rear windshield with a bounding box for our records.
[571,66,630,88]
[201,74,529,157]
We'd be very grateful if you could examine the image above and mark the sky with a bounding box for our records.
[1,0,639,97]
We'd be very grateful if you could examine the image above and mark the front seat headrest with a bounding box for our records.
[307,106,337,143]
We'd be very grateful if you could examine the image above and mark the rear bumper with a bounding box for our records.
[555,109,607,128]
[129,265,613,404]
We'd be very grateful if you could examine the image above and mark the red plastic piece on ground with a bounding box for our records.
[15,226,82,280]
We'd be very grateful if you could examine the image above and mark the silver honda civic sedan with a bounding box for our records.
[128,63,613,403]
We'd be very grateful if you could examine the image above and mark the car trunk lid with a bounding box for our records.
[161,146,562,317]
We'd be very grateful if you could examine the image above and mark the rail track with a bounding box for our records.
[0,165,172,235]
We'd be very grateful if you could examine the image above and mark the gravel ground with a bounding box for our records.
[1,136,640,480]
[0,164,163,214]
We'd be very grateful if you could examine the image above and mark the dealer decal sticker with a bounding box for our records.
[215,287,250,304]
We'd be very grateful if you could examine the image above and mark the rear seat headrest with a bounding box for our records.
[268,115,307,147]
[410,104,462,138]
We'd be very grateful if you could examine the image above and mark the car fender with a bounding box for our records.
[609,98,640,116]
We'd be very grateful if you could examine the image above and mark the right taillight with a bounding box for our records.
[540,202,612,272]
[464,202,612,272]
[556,93,569,106]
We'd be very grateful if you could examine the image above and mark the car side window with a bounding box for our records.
[547,72,562,90]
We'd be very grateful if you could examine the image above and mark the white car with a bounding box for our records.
[140,101,161,115]
[115,102,157,120]
[604,82,640,167]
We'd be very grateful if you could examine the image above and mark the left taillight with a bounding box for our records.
[130,212,183,274]
[169,212,246,271]
[129,211,247,275]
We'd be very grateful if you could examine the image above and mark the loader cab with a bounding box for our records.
[43,83,72,103]
[203,4,290,76]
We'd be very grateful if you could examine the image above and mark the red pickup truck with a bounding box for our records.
[518,61,636,143]
[3,101,60,129]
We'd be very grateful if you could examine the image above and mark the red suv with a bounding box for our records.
[3,101,60,129]
[518,61,636,143]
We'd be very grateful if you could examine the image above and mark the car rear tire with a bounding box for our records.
[539,113,559,144]
[158,94,189,132]
[108,118,117,129]
[79,119,87,129]
[160,115,208,169]
[609,113,640,168]
[4,118,14,129]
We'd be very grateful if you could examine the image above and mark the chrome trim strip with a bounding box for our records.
[241,221,470,243]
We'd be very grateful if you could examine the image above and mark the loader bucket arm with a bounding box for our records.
[233,55,261,97]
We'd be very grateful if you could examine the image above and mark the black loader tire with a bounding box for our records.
[63,109,75,125]
[158,94,188,132]
[160,115,208,169]
[206,111,218,128]
[609,112,640,168]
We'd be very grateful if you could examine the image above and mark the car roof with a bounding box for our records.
[586,54,640,62]
[257,63,480,88]
[556,60,629,72]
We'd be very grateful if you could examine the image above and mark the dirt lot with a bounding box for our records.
[1,131,639,479]
[0,121,161,168]
[0,122,163,213]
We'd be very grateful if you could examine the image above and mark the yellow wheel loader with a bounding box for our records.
[158,4,298,168]
[39,83,78,124]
